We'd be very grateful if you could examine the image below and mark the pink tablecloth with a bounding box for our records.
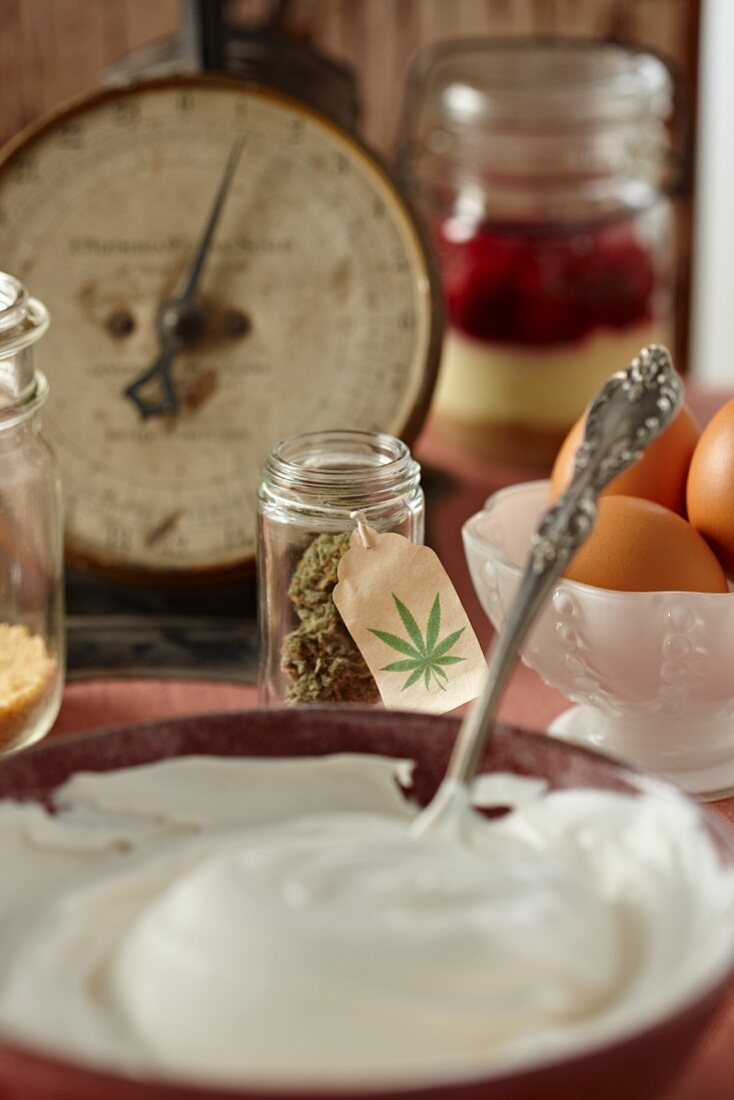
[48,393,734,1100]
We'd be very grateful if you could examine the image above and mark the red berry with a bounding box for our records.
[436,219,656,347]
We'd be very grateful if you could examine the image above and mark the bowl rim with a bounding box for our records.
[0,708,732,1099]
[462,479,734,603]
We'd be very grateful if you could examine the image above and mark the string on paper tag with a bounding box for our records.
[350,510,373,550]
[333,523,486,715]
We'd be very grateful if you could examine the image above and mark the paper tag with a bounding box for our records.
[333,526,486,714]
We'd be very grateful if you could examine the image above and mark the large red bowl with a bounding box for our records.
[0,707,730,1100]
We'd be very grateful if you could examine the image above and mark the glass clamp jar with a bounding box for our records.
[0,273,64,752]
[257,430,424,706]
[398,39,677,464]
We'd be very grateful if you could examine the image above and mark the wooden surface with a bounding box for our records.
[0,0,701,153]
[0,0,702,367]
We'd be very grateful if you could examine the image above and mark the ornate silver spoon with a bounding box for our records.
[415,344,682,834]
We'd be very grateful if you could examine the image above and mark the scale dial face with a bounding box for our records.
[0,76,439,579]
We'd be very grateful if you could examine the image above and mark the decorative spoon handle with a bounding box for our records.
[416,345,682,832]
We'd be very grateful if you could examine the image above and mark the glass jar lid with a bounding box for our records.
[0,272,50,412]
[398,39,677,216]
[412,40,672,130]
[264,429,420,494]
[259,430,422,517]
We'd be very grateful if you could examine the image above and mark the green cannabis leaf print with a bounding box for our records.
[369,593,466,692]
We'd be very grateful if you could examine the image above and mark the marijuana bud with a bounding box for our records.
[282,605,380,705]
[287,532,352,622]
[282,532,379,705]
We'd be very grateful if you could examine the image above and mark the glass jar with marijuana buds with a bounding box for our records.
[257,430,424,706]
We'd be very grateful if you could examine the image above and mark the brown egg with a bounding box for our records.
[565,496,729,593]
[687,398,734,575]
[550,404,700,515]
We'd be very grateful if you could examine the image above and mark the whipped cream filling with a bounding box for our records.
[433,322,670,428]
[0,754,731,1088]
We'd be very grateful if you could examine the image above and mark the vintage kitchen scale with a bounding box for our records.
[0,0,442,678]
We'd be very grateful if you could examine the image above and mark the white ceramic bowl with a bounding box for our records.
[463,480,734,800]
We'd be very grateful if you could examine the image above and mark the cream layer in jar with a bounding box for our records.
[433,217,672,462]
[0,754,730,1089]
[433,321,666,454]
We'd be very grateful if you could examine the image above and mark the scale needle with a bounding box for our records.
[123,136,245,420]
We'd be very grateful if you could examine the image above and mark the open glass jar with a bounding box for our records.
[0,273,64,752]
[398,40,677,463]
[257,430,424,706]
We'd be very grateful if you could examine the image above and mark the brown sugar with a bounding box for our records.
[0,624,57,749]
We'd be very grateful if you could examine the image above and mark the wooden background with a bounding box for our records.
[0,0,703,363]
